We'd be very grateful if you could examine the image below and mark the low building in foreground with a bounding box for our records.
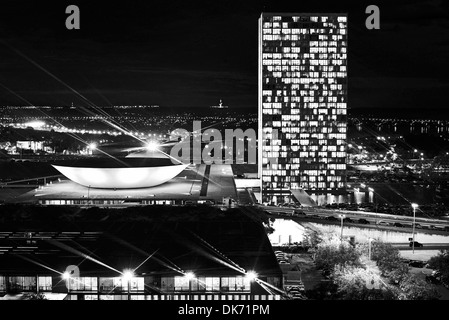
[0,205,283,300]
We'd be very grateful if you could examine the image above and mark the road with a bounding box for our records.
[260,205,449,231]
[391,243,449,250]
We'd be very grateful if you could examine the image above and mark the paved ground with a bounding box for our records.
[399,250,442,261]
[409,267,449,300]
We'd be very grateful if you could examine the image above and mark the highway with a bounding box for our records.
[259,204,449,231]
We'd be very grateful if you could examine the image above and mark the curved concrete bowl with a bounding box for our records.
[52,163,189,189]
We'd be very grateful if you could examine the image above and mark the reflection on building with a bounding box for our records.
[259,13,347,205]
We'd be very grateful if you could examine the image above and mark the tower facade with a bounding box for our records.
[258,13,347,205]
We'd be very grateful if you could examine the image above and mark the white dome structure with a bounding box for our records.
[52,158,188,189]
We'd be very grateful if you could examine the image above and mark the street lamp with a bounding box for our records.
[338,214,346,241]
[62,271,71,297]
[184,271,196,298]
[368,187,377,213]
[88,142,97,155]
[411,203,419,254]
[122,269,134,300]
[368,238,375,260]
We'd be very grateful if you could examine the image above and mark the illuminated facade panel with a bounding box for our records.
[258,13,347,204]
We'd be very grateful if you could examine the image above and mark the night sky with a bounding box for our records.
[0,0,448,110]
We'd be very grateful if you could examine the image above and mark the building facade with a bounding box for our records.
[258,13,348,205]
[0,274,282,300]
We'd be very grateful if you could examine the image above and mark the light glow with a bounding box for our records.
[184,271,195,281]
[245,270,258,282]
[122,269,134,282]
[146,141,159,151]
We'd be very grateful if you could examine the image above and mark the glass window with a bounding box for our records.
[69,277,97,291]
[38,276,52,291]
[0,276,6,292]
[161,277,174,292]
[174,276,190,291]
[8,276,36,291]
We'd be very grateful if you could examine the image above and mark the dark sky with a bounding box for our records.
[0,0,448,110]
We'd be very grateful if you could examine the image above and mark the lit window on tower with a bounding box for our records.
[258,13,347,205]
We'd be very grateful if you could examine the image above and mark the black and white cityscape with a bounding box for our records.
[1,0,449,307]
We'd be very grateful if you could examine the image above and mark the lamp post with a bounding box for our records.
[338,214,346,241]
[368,187,377,213]
[368,238,375,261]
[184,272,195,300]
[62,271,71,299]
[411,203,419,254]
[87,185,91,205]
[123,270,134,300]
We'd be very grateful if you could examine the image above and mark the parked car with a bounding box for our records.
[393,222,403,228]
[288,285,305,293]
[426,271,441,284]
[290,293,306,300]
[408,260,425,268]
[426,274,441,284]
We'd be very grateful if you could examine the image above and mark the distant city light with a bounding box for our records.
[88,143,97,150]
[24,120,45,128]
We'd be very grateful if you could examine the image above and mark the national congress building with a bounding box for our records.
[258,13,348,206]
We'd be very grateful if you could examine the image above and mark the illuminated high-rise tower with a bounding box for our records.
[258,13,347,205]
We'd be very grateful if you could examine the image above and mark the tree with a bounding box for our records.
[22,293,47,300]
[399,274,440,300]
[428,250,449,287]
[302,228,322,248]
[385,262,409,285]
[332,263,399,300]
[314,234,362,272]
[370,242,404,275]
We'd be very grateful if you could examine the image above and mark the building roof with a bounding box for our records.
[0,205,282,278]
